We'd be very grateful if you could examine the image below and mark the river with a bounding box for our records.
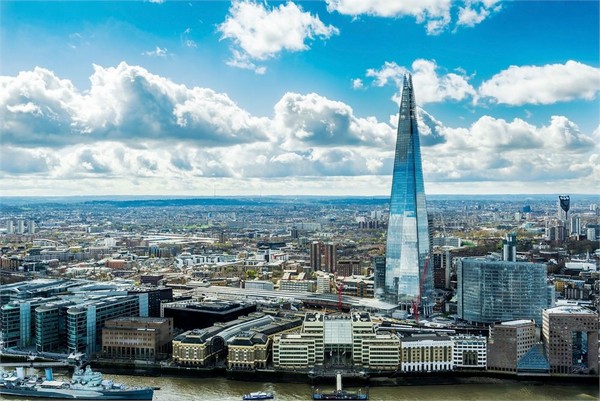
[3,370,598,401]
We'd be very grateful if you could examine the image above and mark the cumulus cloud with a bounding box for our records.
[326,0,500,34]
[418,113,598,185]
[1,63,597,196]
[366,59,476,104]
[478,60,600,105]
[1,63,270,148]
[219,1,338,72]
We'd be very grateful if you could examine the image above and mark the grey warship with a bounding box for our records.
[0,366,153,400]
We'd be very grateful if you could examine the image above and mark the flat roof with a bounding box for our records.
[501,320,534,326]
[544,305,596,315]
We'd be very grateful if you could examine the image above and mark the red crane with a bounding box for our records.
[411,255,430,324]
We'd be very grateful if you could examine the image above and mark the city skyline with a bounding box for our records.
[1,1,599,197]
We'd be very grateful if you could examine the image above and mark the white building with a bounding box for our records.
[452,335,487,369]
[400,334,453,373]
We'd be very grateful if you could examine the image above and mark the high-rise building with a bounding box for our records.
[502,233,517,262]
[310,241,321,270]
[323,242,336,273]
[381,74,433,315]
[456,258,551,325]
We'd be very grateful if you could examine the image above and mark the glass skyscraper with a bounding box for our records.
[379,74,433,315]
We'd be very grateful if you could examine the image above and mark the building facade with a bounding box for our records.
[456,258,550,325]
[487,320,536,372]
[400,334,453,373]
[101,317,174,361]
[382,75,433,315]
[452,335,487,369]
[542,306,598,374]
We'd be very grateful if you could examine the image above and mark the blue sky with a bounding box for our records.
[1,0,599,196]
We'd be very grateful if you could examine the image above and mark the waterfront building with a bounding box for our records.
[172,313,300,367]
[227,332,269,370]
[162,300,257,331]
[451,335,487,369]
[1,298,48,348]
[101,317,174,361]
[381,75,433,316]
[35,298,75,352]
[542,305,598,374]
[487,320,536,372]
[400,334,453,373]
[272,312,401,371]
[227,317,301,370]
[456,257,550,325]
[66,295,143,355]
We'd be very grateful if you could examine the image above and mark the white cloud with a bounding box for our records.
[326,0,500,34]
[141,46,169,57]
[219,1,338,71]
[478,60,600,105]
[352,78,364,90]
[419,113,598,186]
[456,0,501,28]
[366,59,476,104]
[1,63,597,196]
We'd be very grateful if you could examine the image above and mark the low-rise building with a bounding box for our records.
[452,335,487,369]
[400,334,453,373]
[101,317,174,361]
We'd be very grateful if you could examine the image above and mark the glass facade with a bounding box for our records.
[457,258,548,324]
[381,74,433,313]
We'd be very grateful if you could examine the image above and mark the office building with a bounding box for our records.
[487,320,536,372]
[66,295,143,355]
[382,75,433,316]
[127,287,173,318]
[502,233,517,262]
[400,334,453,373]
[452,335,487,369]
[101,317,174,361]
[163,300,257,331]
[456,258,550,325]
[542,305,598,374]
[245,280,274,291]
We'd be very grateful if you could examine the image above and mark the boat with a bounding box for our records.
[0,366,154,400]
[242,391,274,400]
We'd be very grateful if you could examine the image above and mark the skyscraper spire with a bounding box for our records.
[378,74,433,316]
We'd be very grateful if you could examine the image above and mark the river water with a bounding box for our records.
[4,371,598,401]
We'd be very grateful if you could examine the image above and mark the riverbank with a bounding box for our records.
[88,359,599,386]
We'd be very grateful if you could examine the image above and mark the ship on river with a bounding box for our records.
[0,365,153,400]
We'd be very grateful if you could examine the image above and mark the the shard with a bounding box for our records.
[378,74,433,316]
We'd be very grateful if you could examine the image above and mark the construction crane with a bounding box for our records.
[411,255,430,325]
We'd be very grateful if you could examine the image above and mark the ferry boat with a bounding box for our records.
[242,391,274,400]
[0,366,153,400]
